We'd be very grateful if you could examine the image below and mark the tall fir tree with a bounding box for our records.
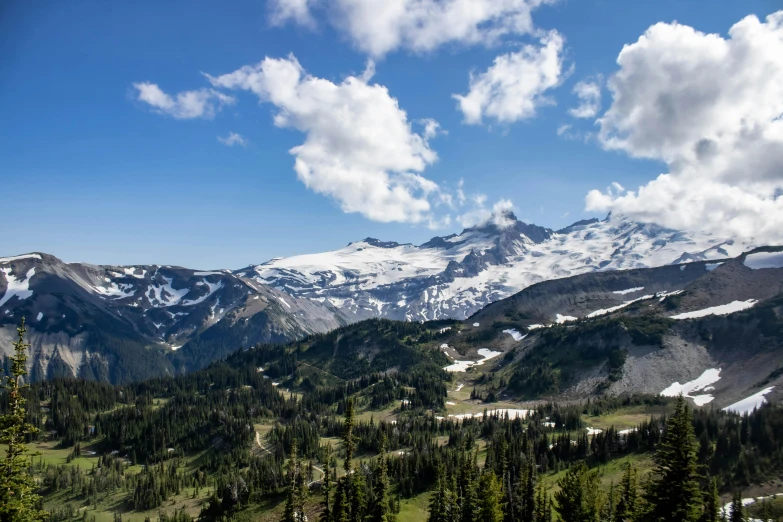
[0,318,46,522]
[615,462,638,522]
[729,491,744,522]
[554,461,602,522]
[699,479,720,522]
[645,395,702,522]
[321,444,333,522]
[371,436,394,522]
[477,472,503,522]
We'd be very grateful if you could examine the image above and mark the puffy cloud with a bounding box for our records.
[132,82,234,119]
[206,55,443,224]
[457,196,516,229]
[269,0,552,57]
[217,132,248,147]
[453,30,566,125]
[587,11,783,244]
[568,76,602,119]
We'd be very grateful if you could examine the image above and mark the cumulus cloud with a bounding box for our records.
[457,197,516,229]
[217,132,248,147]
[206,55,444,224]
[132,82,234,119]
[568,76,602,118]
[269,0,552,57]
[586,11,783,244]
[453,30,566,125]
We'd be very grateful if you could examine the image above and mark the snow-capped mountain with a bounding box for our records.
[0,253,347,382]
[245,212,755,322]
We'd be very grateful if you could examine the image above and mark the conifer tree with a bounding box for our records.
[554,461,601,522]
[371,436,394,522]
[0,318,46,522]
[645,396,702,522]
[428,466,448,522]
[699,478,720,522]
[615,462,638,522]
[321,444,333,522]
[729,491,744,522]
[477,472,503,522]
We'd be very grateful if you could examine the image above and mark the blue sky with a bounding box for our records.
[1,0,780,268]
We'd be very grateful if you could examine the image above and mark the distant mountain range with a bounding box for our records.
[0,212,760,382]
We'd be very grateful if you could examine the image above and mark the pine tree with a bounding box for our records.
[0,318,46,522]
[729,491,744,522]
[615,462,638,522]
[554,461,601,522]
[321,444,333,522]
[281,440,306,522]
[429,466,448,522]
[333,397,355,522]
[477,472,503,522]
[645,395,702,522]
[371,437,394,522]
[534,483,552,522]
[699,478,720,522]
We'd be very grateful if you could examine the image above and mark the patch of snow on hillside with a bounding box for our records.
[613,287,644,295]
[744,251,783,270]
[705,263,723,271]
[180,280,224,307]
[671,300,757,320]
[528,324,545,330]
[277,296,291,309]
[193,271,223,276]
[447,409,530,421]
[556,314,577,324]
[473,322,480,327]
[443,348,501,372]
[37,312,43,321]
[722,387,775,415]
[586,427,603,435]
[123,267,147,278]
[0,267,36,307]
[0,254,42,263]
[660,368,722,406]
[94,282,135,298]
[502,328,525,341]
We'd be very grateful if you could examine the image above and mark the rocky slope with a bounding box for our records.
[436,247,783,410]
[0,253,347,381]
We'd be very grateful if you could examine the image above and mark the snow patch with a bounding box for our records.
[722,387,775,415]
[123,267,147,278]
[443,348,502,372]
[0,267,36,307]
[586,427,603,435]
[0,254,42,263]
[671,300,757,320]
[36,312,43,321]
[660,368,721,406]
[555,314,577,324]
[705,262,723,271]
[527,324,545,330]
[472,322,480,327]
[502,328,525,341]
[613,287,644,295]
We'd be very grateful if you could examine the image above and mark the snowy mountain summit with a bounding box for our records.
[246,211,753,322]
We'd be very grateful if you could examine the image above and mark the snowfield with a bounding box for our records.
[670,300,757,320]
[744,251,783,270]
[443,348,502,372]
[660,368,721,406]
[722,387,775,415]
[0,267,36,307]
[502,328,525,341]
[0,254,42,263]
[249,214,755,322]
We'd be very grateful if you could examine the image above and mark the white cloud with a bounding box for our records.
[269,0,315,28]
[457,196,516,228]
[568,76,602,118]
[269,0,552,58]
[132,82,234,119]
[217,132,248,147]
[206,55,443,224]
[453,30,566,125]
[587,11,783,244]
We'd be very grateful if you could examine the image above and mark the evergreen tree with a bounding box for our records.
[477,472,503,522]
[615,462,638,522]
[281,440,306,522]
[554,461,601,522]
[428,466,448,522]
[371,437,394,522]
[0,318,46,522]
[699,479,720,522]
[534,483,552,522]
[645,396,702,522]
[321,444,333,522]
[729,491,744,522]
